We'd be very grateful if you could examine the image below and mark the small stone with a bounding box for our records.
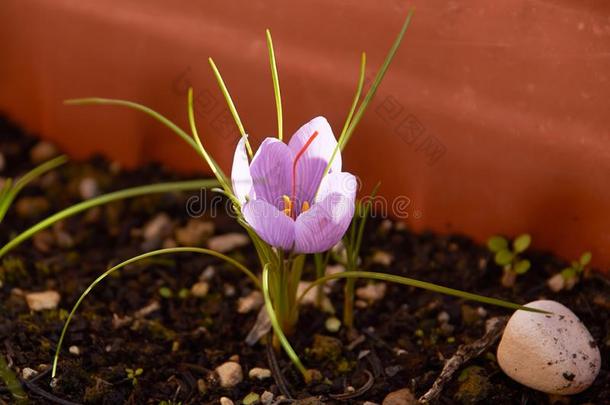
[190,282,209,298]
[237,291,263,314]
[297,281,333,311]
[224,283,236,297]
[497,300,601,395]
[79,177,99,199]
[15,196,50,219]
[382,388,417,405]
[248,367,272,380]
[243,392,260,405]
[372,250,393,266]
[220,398,234,405]
[197,378,207,394]
[207,233,249,253]
[325,317,341,333]
[215,361,243,388]
[437,311,450,324]
[175,219,214,246]
[547,273,565,292]
[142,213,173,242]
[260,391,274,404]
[68,346,80,355]
[363,402,379,405]
[25,290,60,311]
[324,264,345,285]
[134,301,160,318]
[356,283,387,302]
[355,299,368,309]
[0,152,5,172]
[380,219,393,233]
[21,367,38,380]
[30,141,58,164]
[200,265,216,281]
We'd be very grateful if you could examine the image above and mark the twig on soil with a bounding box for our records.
[21,377,82,405]
[328,369,374,400]
[418,316,508,404]
[266,335,293,399]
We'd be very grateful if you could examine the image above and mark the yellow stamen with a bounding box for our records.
[282,195,292,217]
[301,201,310,213]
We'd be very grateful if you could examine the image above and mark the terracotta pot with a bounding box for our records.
[1,1,609,271]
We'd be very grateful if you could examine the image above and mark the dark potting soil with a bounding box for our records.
[0,115,608,404]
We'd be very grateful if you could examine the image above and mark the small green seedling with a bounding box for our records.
[549,251,592,291]
[487,234,531,287]
[125,367,143,386]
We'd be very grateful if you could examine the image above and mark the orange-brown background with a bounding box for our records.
[1,1,609,270]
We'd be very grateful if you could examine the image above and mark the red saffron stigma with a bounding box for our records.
[290,130,319,216]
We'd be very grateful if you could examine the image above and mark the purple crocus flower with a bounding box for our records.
[231,117,357,254]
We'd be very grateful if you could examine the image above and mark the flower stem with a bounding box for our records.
[262,264,309,381]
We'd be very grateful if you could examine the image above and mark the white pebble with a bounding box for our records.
[200,265,216,281]
[21,367,38,380]
[547,273,565,292]
[25,290,60,311]
[497,300,601,395]
[237,291,263,314]
[356,283,387,302]
[260,390,274,404]
[30,141,58,164]
[372,250,393,266]
[215,361,243,388]
[79,177,99,199]
[382,388,417,405]
[437,311,450,324]
[325,317,342,333]
[207,233,249,253]
[143,213,173,241]
[190,281,209,298]
[248,367,271,380]
[220,397,234,405]
[68,346,80,355]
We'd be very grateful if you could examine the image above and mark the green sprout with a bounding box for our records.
[548,251,592,291]
[487,233,532,287]
[125,367,143,386]
[0,155,67,224]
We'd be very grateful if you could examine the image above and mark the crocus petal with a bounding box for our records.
[315,172,358,204]
[242,199,295,250]
[288,116,341,205]
[231,136,253,204]
[293,191,355,254]
[249,138,293,209]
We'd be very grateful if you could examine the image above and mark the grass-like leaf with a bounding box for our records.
[0,179,219,259]
[340,8,415,150]
[208,58,253,157]
[266,29,283,141]
[299,271,550,314]
[52,247,260,378]
[0,155,68,223]
[187,88,233,194]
